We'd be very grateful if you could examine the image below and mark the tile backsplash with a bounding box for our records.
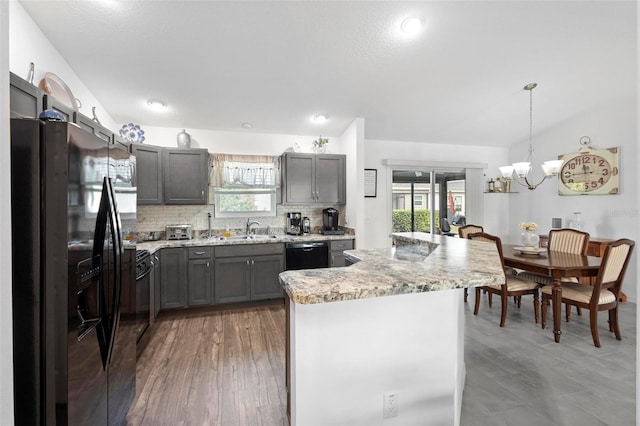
[136,203,345,239]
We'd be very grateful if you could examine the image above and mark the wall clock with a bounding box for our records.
[558,145,619,195]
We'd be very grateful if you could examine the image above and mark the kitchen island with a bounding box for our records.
[279,232,504,426]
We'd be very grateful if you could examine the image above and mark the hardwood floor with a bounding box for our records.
[127,296,636,425]
[127,301,287,426]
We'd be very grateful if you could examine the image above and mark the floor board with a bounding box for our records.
[126,295,636,425]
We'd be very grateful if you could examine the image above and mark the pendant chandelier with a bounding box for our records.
[499,83,563,190]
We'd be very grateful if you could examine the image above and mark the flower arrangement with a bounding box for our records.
[313,136,329,148]
[520,222,538,231]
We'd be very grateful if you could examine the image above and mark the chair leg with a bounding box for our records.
[541,296,548,329]
[577,306,582,316]
[566,302,571,322]
[499,293,508,327]
[464,288,468,303]
[533,292,539,324]
[609,307,621,340]
[473,288,481,315]
[517,296,521,308]
[589,308,601,348]
[488,293,493,308]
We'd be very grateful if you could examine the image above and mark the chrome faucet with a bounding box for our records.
[246,218,261,236]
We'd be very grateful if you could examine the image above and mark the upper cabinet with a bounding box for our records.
[10,72,42,119]
[73,112,113,143]
[132,144,164,205]
[132,145,208,205]
[282,153,346,204]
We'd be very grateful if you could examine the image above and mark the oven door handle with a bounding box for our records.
[137,268,152,280]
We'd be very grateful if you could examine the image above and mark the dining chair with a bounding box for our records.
[517,228,590,315]
[459,225,483,302]
[541,239,635,347]
[467,232,540,327]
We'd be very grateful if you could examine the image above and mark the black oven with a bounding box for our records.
[285,241,329,270]
[135,250,151,354]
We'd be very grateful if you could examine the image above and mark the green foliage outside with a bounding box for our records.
[218,193,256,212]
[392,209,441,232]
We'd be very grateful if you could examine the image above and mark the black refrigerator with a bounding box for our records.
[11,118,137,425]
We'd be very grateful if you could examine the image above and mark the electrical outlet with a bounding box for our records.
[383,392,398,419]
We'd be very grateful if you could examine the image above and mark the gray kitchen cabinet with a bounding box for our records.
[42,94,75,123]
[251,254,285,299]
[10,72,42,119]
[214,244,285,304]
[187,247,213,306]
[152,252,161,319]
[163,149,208,205]
[73,111,114,143]
[330,239,354,267]
[132,144,163,205]
[160,248,187,309]
[282,153,346,204]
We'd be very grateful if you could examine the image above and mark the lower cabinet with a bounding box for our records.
[160,248,187,309]
[187,247,213,306]
[215,244,285,304]
[151,252,161,320]
[330,239,354,267]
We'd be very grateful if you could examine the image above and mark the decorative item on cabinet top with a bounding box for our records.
[120,123,146,143]
[177,129,192,148]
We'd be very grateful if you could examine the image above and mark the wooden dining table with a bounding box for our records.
[502,244,602,343]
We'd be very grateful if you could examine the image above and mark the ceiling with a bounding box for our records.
[19,1,636,146]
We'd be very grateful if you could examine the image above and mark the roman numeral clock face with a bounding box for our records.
[558,147,619,195]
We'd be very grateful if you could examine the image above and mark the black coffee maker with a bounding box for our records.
[321,208,343,235]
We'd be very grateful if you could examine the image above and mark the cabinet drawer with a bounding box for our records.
[188,247,212,259]
[330,240,354,251]
[215,243,284,258]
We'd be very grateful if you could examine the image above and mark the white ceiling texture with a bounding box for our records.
[19,1,636,146]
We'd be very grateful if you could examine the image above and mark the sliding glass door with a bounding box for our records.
[391,168,467,235]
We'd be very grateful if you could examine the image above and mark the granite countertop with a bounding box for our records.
[137,233,355,254]
[279,232,505,305]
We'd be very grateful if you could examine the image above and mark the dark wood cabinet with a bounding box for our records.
[132,144,164,205]
[251,254,285,299]
[163,149,208,204]
[329,239,354,267]
[73,112,113,143]
[214,256,252,304]
[282,153,346,204]
[160,248,187,309]
[152,252,161,319]
[10,72,42,119]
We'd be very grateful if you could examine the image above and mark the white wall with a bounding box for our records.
[506,94,638,301]
[1,2,14,424]
[9,1,116,129]
[363,139,509,249]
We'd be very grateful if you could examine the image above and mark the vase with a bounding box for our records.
[521,231,540,248]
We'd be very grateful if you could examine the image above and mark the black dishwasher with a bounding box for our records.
[285,241,329,270]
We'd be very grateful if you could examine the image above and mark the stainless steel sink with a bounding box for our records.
[215,235,280,241]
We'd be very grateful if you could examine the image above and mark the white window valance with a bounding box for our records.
[209,153,280,188]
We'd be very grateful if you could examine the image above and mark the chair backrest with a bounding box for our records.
[547,228,590,255]
[467,232,505,272]
[458,224,483,239]
[593,239,635,301]
[440,218,451,233]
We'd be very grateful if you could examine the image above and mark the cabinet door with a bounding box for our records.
[73,112,113,143]
[251,255,285,300]
[132,144,163,205]
[315,155,346,204]
[163,149,208,204]
[10,72,42,119]
[160,248,187,309]
[42,94,74,123]
[214,257,251,304]
[188,258,213,306]
[284,153,316,203]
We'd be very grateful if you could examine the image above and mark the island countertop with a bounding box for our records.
[279,232,504,305]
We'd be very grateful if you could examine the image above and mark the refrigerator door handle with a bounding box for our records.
[104,178,123,366]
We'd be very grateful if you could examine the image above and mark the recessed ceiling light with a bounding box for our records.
[401,16,423,34]
[146,99,167,111]
[241,122,253,129]
[312,114,328,123]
